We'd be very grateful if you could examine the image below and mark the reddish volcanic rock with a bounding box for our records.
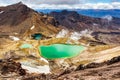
[0,2,60,38]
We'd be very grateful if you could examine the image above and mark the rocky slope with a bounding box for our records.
[92,31,120,45]
[0,2,60,39]
[0,54,120,80]
[49,10,120,31]
[0,2,120,80]
[57,56,120,80]
[50,10,120,44]
[2,55,118,80]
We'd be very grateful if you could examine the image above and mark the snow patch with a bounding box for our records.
[56,29,69,38]
[93,23,98,26]
[102,15,113,21]
[9,36,20,41]
[0,11,4,14]
[22,65,50,74]
[30,25,35,30]
[81,29,88,35]
[70,32,81,41]
[56,29,93,44]
[70,29,92,41]
[80,29,93,38]
[40,57,49,63]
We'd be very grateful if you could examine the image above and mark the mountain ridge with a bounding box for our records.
[49,10,120,31]
[36,9,120,18]
[0,2,60,38]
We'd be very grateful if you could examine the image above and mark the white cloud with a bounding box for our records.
[28,2,120,9]
[36,0,80,4]
[0,0,82,5]
[0,0,120,9]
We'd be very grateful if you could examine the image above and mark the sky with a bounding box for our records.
[0,0,120,9]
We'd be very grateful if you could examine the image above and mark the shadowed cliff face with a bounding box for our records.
[0,2,60,38]
[49,10,120,31]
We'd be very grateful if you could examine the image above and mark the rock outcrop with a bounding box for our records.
[92,31,120,45]
[22,56,120,80]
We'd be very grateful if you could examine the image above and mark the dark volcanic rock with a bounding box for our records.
[49,10,120,31]
[0,59,26,76]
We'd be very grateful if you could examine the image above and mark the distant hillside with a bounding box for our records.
[49,10,120,31]
[49,10,120,44]
[36,9,120,18]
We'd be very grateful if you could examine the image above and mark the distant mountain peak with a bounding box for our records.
[7,1,25,7]
[17,1,23,5]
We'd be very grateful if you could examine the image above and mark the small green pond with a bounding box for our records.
[20,43,33,49]
[32,34,42,40]
[39,44,85,59]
